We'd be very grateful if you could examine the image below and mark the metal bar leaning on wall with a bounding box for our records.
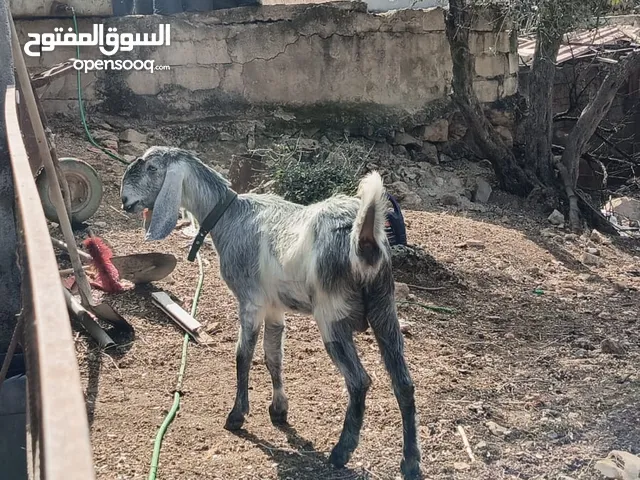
[4,86,96,480]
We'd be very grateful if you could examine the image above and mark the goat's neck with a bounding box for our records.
[180,161,235,243]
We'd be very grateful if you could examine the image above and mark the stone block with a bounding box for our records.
[418,119,449,142]
[502,75,518,97]
[152,41,198,66]
[495,32,511,53]
[473,79,499,103]
[171,65,222,91]
[508,53,519,75]
[475,54,507,79]
[196,37,232,64]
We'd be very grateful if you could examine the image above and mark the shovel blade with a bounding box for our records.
[110,253,177,284]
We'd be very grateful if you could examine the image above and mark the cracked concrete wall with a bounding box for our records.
[15,2,517,126]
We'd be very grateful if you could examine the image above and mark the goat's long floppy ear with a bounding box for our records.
[145,163,185,241]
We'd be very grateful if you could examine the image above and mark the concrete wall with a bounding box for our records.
[15,2,517,128]
[10,0,112,18]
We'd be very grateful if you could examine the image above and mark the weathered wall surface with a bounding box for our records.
[16,2,517,129]
[10,0,112,18]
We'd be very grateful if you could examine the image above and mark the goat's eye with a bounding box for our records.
[148,164,157,172]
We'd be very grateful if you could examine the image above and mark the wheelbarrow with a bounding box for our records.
[20,59,104,225]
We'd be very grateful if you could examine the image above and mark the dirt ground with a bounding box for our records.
[50,129,640,480]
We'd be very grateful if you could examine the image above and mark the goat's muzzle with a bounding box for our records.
[122,197,142,213]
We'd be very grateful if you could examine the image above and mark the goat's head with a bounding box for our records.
[120,146,189,241]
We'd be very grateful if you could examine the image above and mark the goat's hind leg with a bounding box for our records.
[318,316,371,469]
[367,277,421,479]
[264,311,288,426]
[224,302,264,431]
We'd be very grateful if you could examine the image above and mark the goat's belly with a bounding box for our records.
[274,286,313,315]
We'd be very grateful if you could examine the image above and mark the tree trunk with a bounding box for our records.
[445,0,540,195]
[522,29,563,185]
[559,49,640,230]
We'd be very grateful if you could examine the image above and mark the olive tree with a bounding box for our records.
[445,0,640,230]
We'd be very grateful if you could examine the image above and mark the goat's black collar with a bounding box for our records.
[187,189,238,262]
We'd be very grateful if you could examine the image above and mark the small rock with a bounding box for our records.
[595,450,640,479]
[486,109,513,127]
[466,239,485,248]
[473,179,492,203]
[548,209,565,226]
[495,126,513,147]
[402,193,424,209]
[392,145,409,157]
[486,421,512,439]
[598,311,612,320]
[246,133,256,150]
[601,338,627,355]
[219,132,234,141]
[119,142,148,156]
[394,132,422,148]
[399,319,411,334]
[453,462,470,471]
[586,247,601,256]
[573,337,595,350]
[590,229,610,245]
[91,129,118,143]
[394,282,411,301]
[564,233,578,241]
[439,153,454,163]
[581,252,603,267]
[504,332,515,340]
[123,154,137,162]
[540,228,556,238]
[119,128,146,143]
[448,121,468,140]
[92,221,107,228]
[419,119,449,143]
[420,142,439,165]
[440,193,462,207]
[102,139,119,151]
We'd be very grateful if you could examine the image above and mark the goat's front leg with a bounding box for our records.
[224,302,264,431]
[264,311,288,426]
[317,316,371,469]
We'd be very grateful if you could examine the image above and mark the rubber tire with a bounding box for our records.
[36,157,104,224]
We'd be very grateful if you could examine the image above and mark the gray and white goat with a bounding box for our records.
[120,146,421,479]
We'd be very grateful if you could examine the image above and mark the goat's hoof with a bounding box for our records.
[400,458,422,480]
[328,446,351,469]
[224,411,245,431]
[268,404,289,426]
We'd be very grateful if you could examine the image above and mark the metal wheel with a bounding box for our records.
[36,157,104,224]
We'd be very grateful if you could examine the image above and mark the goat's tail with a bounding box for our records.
[350,171,389,281]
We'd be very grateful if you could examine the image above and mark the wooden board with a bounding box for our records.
[150,291,215,345]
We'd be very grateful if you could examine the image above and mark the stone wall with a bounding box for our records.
[16,2,518,130]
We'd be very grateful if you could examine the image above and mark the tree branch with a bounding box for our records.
[559,48,640,229]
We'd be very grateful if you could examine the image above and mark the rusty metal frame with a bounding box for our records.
[4,85,96,480]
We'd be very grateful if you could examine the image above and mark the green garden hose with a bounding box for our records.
[148,248,205,480]
[71,10,130,166]
[69,12,204,479]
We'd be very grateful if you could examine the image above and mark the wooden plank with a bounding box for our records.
[150,291,215,345]
[5,86,96,480]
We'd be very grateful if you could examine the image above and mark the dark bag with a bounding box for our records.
[385,193,407,246]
